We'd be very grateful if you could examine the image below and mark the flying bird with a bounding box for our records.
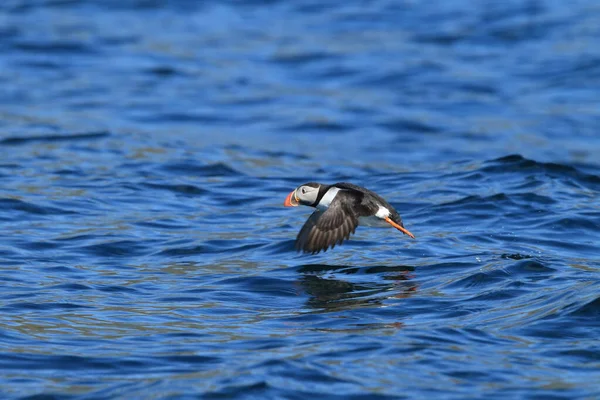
[284,182,415,254]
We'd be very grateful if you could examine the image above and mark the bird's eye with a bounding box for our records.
[301,187,307,194]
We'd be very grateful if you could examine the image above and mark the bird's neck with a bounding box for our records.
[313,184,333,208]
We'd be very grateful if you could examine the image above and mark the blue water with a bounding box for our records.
[1,1,600,399]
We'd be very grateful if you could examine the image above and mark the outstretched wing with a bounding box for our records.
[295,191,359,254]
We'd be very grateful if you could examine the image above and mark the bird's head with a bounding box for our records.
[284,182,321,207]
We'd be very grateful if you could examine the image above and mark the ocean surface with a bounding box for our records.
[1,1,600,399]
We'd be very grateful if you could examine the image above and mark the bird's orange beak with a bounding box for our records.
[385,217,416,239]
[284,190,299,207]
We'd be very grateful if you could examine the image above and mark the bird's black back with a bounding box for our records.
[332,182,403,224]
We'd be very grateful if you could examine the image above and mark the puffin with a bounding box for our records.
[284,182,415,254]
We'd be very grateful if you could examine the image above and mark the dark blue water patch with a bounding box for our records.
[157,241,264,257]
[281,119,352,134]
[161,354,221,366]
[203,381,403,400]
[216,275,299,298]
[379,117,441,134]
[522,317,600,341]
[53,234,99,243]
[207,193,268,207]
[16,59,70,71]
[155,295,207,303]
[517,236,598,255]
[13,240,64,251]
[144,65,183,77]
[12,40,99,55]
[0,198,78,217]
[39,265,85,275]
[261,239,297,255]
[17,395,68,400]
[505,259,556,275]
[270,50,335,66]
[154,242,204,257]
[141,182,209,196]
[133,219,191,230]
[431,194,513,222]
[225,144,309,161]
[442,192,508,206]
[267,359,358,386]
[0,246,24,259]
[1,302,90,311]
[0,353,152,372]
[509,192,557,206]
[549,348,600,363]
[53,168,86,176]
[95,284,139,294]
[201,382,275,400]
[311,64,361,81]
[537,216,600,233]
[464,285,528,303]
[0,132,109,146]
[161,161,243,177]
[81,240,154,258]
[568,295,600,317]
[48,283,92,291]
[0,163,21,170]
[133,111,230,125]
[483,155,600,190]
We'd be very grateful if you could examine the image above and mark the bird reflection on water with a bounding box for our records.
[296,264,417,315]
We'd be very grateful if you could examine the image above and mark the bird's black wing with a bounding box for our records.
[295,191,360,254]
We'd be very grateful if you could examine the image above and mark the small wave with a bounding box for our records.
[0,131,109,146]
[270,50,334,65]
[568,296,600,317]
[13,40,98,55]
[380,117,441,134]
[157,242,262,257]
[2,302,90,311]
[161,161,243,177]
[483,154,600,190]
[48,283,92,291]
[142,182,209,196]
[96,285,139,294]
[505,260,557,276]
[0,198,77,216]
[537,216,599,233]
[0,353,144,371]
[436,193,512,210]
[225,144,309,161]
[81,240,151,258]
[281,119,351,133]
[446,270,509,289]
[144,65,182,77]
[137,111,227,124]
